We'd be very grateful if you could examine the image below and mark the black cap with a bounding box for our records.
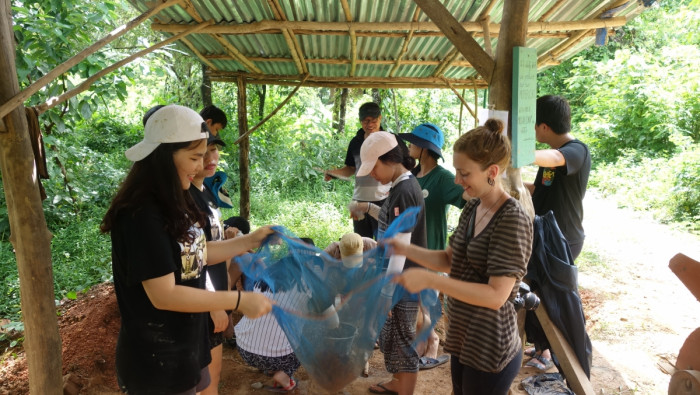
[207,132,226,147]
[359,102,381,120]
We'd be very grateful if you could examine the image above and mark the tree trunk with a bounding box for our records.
[371,88,381,105]
[337,88,348,135]
[201,63,212,108]
[257,85,266,121]
[0,0,63,392]
[237,76,250,219]
[489,0,534,218]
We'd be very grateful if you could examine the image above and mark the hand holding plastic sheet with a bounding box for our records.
[234,207,441,392]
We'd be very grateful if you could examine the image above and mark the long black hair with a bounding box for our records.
[101,140,206,244]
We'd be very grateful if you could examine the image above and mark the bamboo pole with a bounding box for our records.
[180,36,217,69]
[473,78,479,127]
[209,70,484,86]
[441,77,476,119]
[478,0,498,20]
[209,55,476,68]
[0,0,183,120]
[210,78,487,90]
[151,17,627,35]
[234,74,309,144]
[235,29,576,39]
[268,0,307,74]
[36,21,214,115]
[389,8,421,77]
[0,0,62,392]
[481,16,493,56]
[339,0,357,76]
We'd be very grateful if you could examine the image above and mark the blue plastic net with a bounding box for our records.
[235,207,441,392]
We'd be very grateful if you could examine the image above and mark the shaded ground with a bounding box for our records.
[1,191,699,394]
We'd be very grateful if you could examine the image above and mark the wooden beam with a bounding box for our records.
[0,0,62,392]
[0,0,183,120]
[209,76,488,90]
[412,0,494,82]
[208,70,484,86]
[234,74,309,145]
[36,21,214,115]
[431,48,460,77]
[210,29,577,39]
[481,16,493,56]
[478,0,498,20]
[150,17,627,35]
[208,55,476,68]
[535,304,596,395]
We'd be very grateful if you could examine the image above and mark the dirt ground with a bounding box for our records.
[1,191,699,394]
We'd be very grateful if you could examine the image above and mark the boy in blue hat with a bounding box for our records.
[399,123,466,370]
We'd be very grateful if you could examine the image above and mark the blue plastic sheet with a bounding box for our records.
[235,207,441,392]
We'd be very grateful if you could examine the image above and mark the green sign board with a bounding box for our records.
[511,46,537,168]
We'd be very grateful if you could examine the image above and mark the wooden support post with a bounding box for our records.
[488,0,534,218]
[535,303,596,395]
[237,76,250,220]
[0,0,183,119]
[0,0,62,392]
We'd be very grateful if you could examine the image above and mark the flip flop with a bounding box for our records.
[368,383,399,395]
[418,355,450,370]
[264,378,297,392]
[524,347,537,358]
[524,355,554,371]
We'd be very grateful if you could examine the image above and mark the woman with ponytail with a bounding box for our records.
[389,119,533,395]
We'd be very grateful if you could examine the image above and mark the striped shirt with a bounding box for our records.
[445,197,532,373]
[234,282,308,357]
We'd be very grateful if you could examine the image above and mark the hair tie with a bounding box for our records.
[234,289,241,311]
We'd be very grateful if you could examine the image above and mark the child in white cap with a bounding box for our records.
[349,131,427,395]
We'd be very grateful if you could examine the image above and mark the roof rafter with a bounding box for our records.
[266,0,307,74]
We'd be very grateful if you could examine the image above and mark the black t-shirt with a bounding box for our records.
[111,203,211,393]
[532,139,591,244]
[344,128,391,202]
[377,173,427,270]
[190,185,228,292]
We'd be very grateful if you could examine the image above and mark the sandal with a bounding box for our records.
[264,377,297,392]
[418,355,450,370]
[369,382,398,395]
[524,347,538,358]
[525,355,554,371]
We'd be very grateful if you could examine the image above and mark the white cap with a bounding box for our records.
[356,131,398,177]
[125,104,208,161]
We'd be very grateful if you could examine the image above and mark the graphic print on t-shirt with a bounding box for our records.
[207,200,224,242]
[180,232,207,281]
[541,168,555,186]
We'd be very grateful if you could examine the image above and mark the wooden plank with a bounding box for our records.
[535,304,596,395]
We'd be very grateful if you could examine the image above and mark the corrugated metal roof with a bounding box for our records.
[126,0,653,89]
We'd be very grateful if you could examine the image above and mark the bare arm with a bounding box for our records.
[524,182,535,195]
[206,225,274,265]
[324,165,355,181]
[142,273,272,318]
[395,269,516,310]
[534,149,566,168]
[386,238,452,273]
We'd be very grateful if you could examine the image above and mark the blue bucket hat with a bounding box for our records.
[399,123,444,159]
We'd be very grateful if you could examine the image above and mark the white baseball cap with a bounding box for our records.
[126,104,208,161]
[356,131,398,177]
